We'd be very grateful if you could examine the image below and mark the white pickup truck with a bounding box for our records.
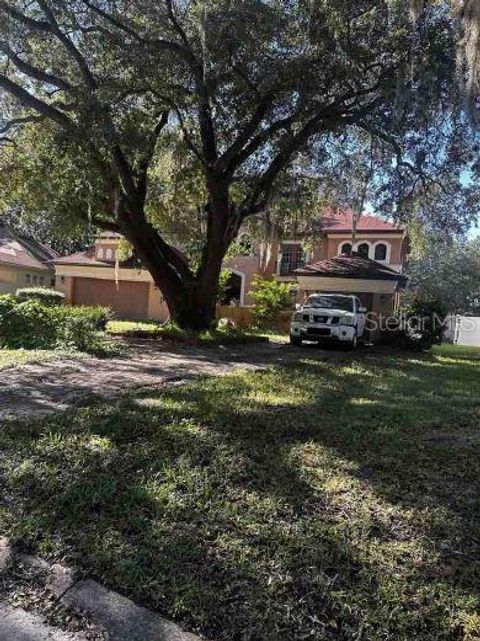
[290,293,367,349]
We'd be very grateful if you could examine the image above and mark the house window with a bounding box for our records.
[39,277,45,285]
[375,243,387,261]
[25,274,31,285]
[105,248,113,260]
[357,243,370,258]
[341,242,352,255]
[97,248,104,260]
[279,244,305,276]
[32,275,38,285]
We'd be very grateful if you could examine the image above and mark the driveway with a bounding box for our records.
[0,341,331,422]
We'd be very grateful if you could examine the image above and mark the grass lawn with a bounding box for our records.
[0,349,75,370]
[1,344,480,640]
[107,320,269,345]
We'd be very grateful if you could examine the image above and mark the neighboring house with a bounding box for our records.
[54,233,169,321]
[54,210,408,322]
[0,225,57,295]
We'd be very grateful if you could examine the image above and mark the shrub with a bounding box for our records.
[249,276,294,328]
[60,305,111,331]
[0,297,59,349]
[16,287,65,307]
[55,306,111,351]
[382,295,447,351]
[0,295,111,352]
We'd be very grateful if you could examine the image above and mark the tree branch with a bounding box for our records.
[216,90,276,175]
[36,0,97,90]
[0,1,51,32]
[0,42,73,92]
[241,98,382,217]
[137,111,169,201]
[0,74,77,132]
[0,114,45,134]
[80,0,189,59]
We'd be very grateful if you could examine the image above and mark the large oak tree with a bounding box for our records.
[0,0,468,328]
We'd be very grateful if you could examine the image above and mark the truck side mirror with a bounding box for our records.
[359,306,367,314]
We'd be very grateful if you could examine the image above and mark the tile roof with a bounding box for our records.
[319,209,404,233]
[296,254,406,282]
[54,247,108,266]
[0,226,58,271]
[56,244,188,268]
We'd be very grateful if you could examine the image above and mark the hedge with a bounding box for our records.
[16,287,66,307]
[0,295,111,351]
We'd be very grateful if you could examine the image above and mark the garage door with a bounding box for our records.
[73,277,149,321]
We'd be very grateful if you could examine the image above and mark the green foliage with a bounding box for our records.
[384,294,447,351]
[217,268,232,304]
[16,287,65,307]
[0,298,59,350]
[406,237,480,314]
[0,295,110,352]
[250,277,294,328]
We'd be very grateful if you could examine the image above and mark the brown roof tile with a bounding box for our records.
[0,226,58,271]
[296,254,406,282]
[319,209,404,233]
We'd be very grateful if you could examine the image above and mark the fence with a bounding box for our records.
[453,316,480,347]
[216,305,292,333]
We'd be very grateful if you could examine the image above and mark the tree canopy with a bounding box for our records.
[0,1,478,327]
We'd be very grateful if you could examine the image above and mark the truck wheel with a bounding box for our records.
[290,334,303,346]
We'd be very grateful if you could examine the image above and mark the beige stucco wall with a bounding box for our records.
[0,265,53,295]
[55,275,74,303]
[147,284,170,321]
[56,270,170,322]
[297,275,398,296]
[318,233,405,269]
[226,254,261,305]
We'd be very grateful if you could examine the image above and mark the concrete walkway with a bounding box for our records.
[0,603,89,641]
[0,539,201,641]
[0,341,327,422]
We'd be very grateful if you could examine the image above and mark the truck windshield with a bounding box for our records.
[304,295,353,312]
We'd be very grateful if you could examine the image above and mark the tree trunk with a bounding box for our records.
[167,283,218,331]
[116,192,230,332]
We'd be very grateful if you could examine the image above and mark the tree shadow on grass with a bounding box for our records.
[1,351,480,640]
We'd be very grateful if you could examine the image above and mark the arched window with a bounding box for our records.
[97,248,104,260]
[374,243,387,261]
[340,242,352,255]
[105,248,113,260]
[357,243,370,258]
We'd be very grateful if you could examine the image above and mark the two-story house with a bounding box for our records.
[54,209,408,322]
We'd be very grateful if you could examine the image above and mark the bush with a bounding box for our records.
[0,294,111,352]
[249,276,294,328]
[16,287,65,307]
[0,298,59,349]
[60,305,111,331]
[382,295,447,351]
[55,306,112,351]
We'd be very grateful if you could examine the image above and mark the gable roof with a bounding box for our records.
[54,247,109,267]
[0,226,58,271]
[55,244,187,269]
[319,210,404,234]
[296,254,406,282]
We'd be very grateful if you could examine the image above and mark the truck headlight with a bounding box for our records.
[341,313,355,326]
[293,312,304,322]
